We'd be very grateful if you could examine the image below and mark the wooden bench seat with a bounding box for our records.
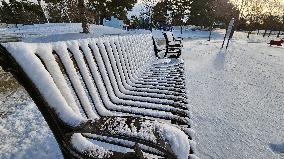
[0,34,197,159]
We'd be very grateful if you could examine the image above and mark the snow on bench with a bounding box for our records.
[0,34,197,159]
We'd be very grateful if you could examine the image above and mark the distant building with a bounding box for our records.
[103,16,125,30]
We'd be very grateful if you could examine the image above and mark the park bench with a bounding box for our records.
[163,32,183,58]
[152,37,182,58]
[0,34,197,159]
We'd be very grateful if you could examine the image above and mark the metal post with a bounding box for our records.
[222,18,235,49]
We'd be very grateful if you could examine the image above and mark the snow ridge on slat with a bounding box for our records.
[2,33,196,159]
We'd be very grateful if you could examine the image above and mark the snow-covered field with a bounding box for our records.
[0,24,283,158]
[183,36,284,159]
[0,23,127,43]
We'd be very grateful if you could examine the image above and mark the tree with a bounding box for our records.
[213,0,239,25]
[78,0,89,33]
[152,0,168,29]
[88,0,137,25]
[188,0,239,40]
[170,0,191,33]
[152,0,191,32]
[45,0,96,32]
[231,0,284,35]
[171,0,191,24]
[130,15,151,29]
[140,0,160,31]
[189,0,217,41]
[263,0,282,37]
[0,0,46,24]
[45,0,73,23]
[0,1,14,24]
[37,0,49,23]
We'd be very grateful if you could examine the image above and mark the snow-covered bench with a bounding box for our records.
[163,32,183,58]
[152,37,182,58]
[0,34,197,159]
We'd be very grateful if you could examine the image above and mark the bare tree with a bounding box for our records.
[263,0,281,37]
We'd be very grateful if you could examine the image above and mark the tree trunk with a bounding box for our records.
[37,0,48,23]
[208,26,212,41]
[268,30,272,37]
[78,0,89,33]
[277,30,281,38]
[247,31,250,38]
[257,29,259,35]
[263,29,267,37]
[180,26,183,34]
[99,16,104,25]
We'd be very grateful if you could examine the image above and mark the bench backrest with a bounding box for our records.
[0,34,196,159]
[0,34,157,126]
[165,32,174,42]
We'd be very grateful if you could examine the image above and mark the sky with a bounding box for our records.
[127,1,145,18]
[129,0,284,18]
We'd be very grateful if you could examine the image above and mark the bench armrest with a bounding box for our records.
[157,49,166,58]
[175,37,183,41]
[168,49,181,53]
[167,42,182,47]
[166,50,182,58]
[71,116,189,158]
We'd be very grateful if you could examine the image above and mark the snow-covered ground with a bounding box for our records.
[0,23,128,43]
[0,24,283,158]
[183,36,284,159]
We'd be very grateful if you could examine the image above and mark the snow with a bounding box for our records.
[151,29,225,40]
[0,26,284,158]
[53,41,99,119]
[0,23,127,43]
[103,16,125,29]
[156,123,190,159]
[183,34,284,159]
[85,117,190,159]
[71,133,113,158]
[0,102,62,158]
[2,42,86,126]
[35,44,83,115]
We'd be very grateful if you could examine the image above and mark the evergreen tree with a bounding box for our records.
[23,1,47,23]
[0,1,14,24]
[130,15,150,29]
[88,0,137,25]
[189,0,213,27]
[45,0,74,23]
[0,0,46,24]
[152,1,167,29]
[213,0,239,25]
[170,0,191,26]
[189,0,238,28]
[152,0,191,30]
